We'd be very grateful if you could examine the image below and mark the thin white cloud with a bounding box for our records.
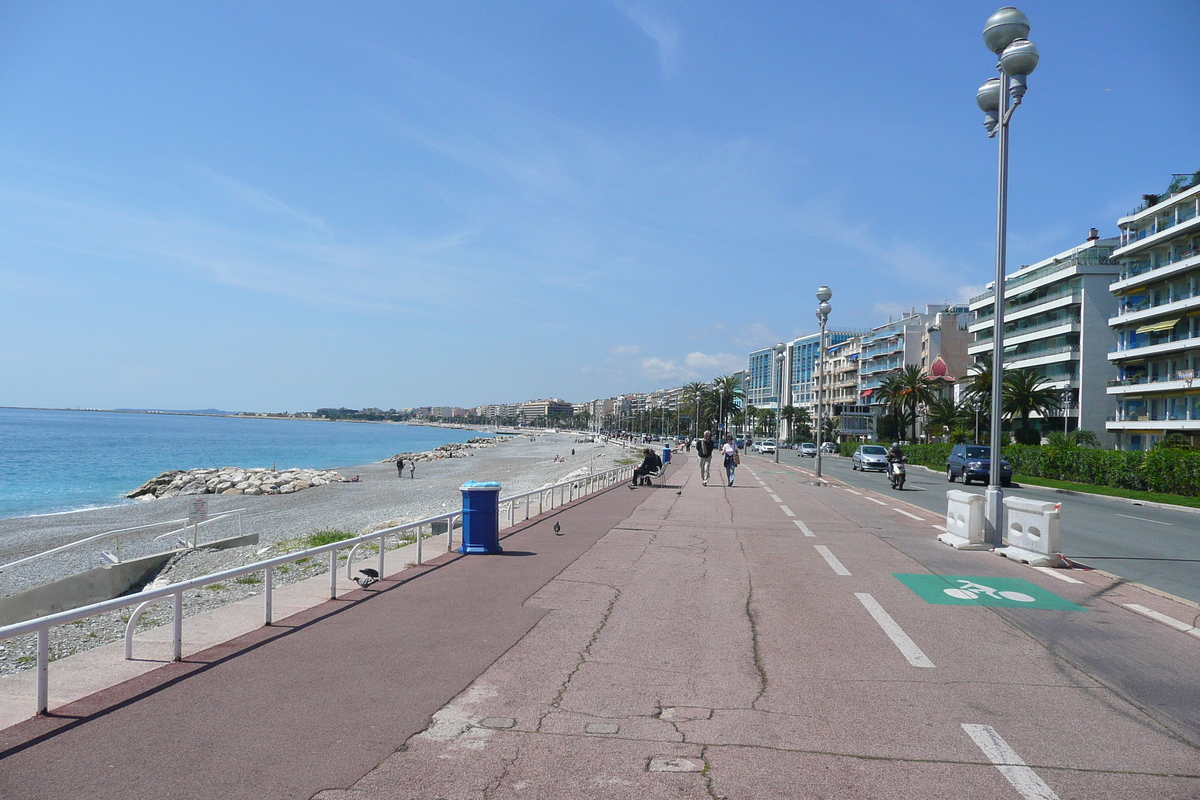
[640,357,692,382]
[608,344,643,356]
[191,166,330,232]
[684,351,743,375]
[615,2,681,79]
[732,322,779,349]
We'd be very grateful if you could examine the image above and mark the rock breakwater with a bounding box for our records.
[384,437,497,464]
[127,467,347,500]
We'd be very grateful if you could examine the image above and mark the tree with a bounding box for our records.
[892,364,939,442]
[712,374,745,434]
[1002,368,1061,438]
[873,374,906,443]
[925,397,970,442]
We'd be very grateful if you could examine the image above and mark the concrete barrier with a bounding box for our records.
[938,490,989,550]
[996,497,1063,567]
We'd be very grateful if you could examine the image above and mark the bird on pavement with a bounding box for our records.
[352,567,380,588]
[554,522,562,536]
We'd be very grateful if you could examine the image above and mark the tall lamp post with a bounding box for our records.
[815,286,832,479]
[775,347,785,463]
[976,7,1039,546]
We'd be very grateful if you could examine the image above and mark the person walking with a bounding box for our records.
[695,430,715,486]
[409,461,415,479]
[721,434,739,487]
[396,458,404,478]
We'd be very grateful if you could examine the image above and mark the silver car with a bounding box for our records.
[799,443,817,458]
[851,444,889,472]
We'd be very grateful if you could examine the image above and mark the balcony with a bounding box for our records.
[1109,329,1200,360]
[1110,245,1200,289]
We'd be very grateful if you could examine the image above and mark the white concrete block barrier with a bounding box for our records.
[995,497,1064,567]
[938,490,989,550]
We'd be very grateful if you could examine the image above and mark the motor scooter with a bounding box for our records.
[887,458,906,490]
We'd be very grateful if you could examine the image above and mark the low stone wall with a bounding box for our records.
[127,467,346,500]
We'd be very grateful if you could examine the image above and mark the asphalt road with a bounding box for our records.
[764,451,1200,606]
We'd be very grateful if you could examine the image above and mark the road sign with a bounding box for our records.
[893,574,1086,611]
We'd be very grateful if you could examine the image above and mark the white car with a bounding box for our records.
[759,440,776,454]
[799,442,817,458]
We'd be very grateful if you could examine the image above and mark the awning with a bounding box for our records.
[861,389,874,397]
[1135,318,1180,334]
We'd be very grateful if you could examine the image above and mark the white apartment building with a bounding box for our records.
[824,336,873,442]
[1107,180,1200,450]
[968,231,1119,443]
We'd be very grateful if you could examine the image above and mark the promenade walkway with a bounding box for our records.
[2,453,1199,799]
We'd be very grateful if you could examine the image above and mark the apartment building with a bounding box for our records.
[859,306,968,419]
[967,231,1119,442]
[1107,180,1200,450]
[788,331,867,416]
[824,336,873,441]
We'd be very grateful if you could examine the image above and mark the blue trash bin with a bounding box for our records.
[662,445,671,465]
[459,481,503,554]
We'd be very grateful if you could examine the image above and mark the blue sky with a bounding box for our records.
[1,1,1196,412]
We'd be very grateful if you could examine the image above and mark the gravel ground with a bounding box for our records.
[0,432,635,676]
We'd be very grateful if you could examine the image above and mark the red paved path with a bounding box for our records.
[3,454,1199,800]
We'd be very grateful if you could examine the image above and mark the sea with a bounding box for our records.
[0,408,489,520]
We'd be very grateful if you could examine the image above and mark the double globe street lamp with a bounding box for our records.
[775,346,785,464]
[815,286,832,479]
[976,7,1039,545]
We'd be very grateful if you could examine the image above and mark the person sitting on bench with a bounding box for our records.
[631,447,663,487]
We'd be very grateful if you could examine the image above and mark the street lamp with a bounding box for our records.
[775,347,785,463]
[815,286,832,479]
[977,7,1039,546]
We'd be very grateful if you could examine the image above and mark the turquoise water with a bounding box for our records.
[0,408,488,519]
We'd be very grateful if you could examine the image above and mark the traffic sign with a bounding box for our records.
[893,574,1086,611]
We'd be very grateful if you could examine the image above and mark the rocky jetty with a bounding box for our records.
[384,437,497,464]
[127,467,347,500]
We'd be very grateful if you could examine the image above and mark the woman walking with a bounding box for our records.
[721,434,739,487]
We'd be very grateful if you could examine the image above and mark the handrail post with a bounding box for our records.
[36,628,48,715]
[416,524,423,565]
[377,533,385,577]
[264,566,273,625]
[329,550,337,598]
[172,591,182,661]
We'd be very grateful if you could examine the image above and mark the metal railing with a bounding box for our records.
[0,464,636,715]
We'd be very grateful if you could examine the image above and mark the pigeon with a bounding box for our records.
[676,490,682,496]
[352,567,380,588]
[554,522,562,536]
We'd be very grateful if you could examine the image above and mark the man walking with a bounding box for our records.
[397,458,404,478]
[695,430,715,486]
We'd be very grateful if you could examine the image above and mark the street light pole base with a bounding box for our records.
[984,485,1005,548]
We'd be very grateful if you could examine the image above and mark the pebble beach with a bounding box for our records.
[0,431,635,675]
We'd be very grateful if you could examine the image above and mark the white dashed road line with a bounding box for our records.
[769,494,782,503]
[793,519,815,537]
[931,524,948,533]
[1032,566,1083,584]
[961,724,1061,800]
[814,545,851,576]
[843,489,862,496]
[1114,513,1171,526]
[892,508,924,521]
[779,505,795,517]
[867,497,888,506]
[854,593,935,668]
[1124,604,1200,640]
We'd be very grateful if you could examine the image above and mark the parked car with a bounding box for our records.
[759,440,777,454]
[946,444,1013,486]
[820,442,839,454]
[799,442,818,458]
[851,444,889,472]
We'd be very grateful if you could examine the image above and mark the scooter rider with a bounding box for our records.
[886,442,906,488]
[887,442,905,464]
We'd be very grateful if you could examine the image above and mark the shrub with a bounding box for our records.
[1013,427,1041,445]
[304,530,356,548]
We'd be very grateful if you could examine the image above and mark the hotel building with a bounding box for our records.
[1107,180,1200,449]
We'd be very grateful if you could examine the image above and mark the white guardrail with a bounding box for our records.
[0,463,636,715]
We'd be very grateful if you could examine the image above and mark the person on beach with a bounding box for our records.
[722,434,739,487]
[630,447,662,487]
[397,458,404,478]
[409,461,415,479]
[695,431,715,486]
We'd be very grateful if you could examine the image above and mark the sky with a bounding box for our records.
[1,1,1197,413]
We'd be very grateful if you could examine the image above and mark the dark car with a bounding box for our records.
[946,444,1013,486]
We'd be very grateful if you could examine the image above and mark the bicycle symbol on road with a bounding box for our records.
[942,579,1036,603]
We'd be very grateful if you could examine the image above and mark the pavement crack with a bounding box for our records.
[481,741,521,799]
[743,573,768,708]
[538,583,621,730]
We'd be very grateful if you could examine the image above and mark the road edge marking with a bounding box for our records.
[854,592,934,668]
[814,545,851,576]
[961,723,1061,800]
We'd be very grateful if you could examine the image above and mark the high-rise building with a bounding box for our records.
[969,231,1119,443]
[1107,180,1200,450]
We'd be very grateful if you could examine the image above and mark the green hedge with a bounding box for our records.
[837,441,1199,495]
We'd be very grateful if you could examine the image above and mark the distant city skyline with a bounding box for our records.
[1,2,1196,410]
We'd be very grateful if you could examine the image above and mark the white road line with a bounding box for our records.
[867,497,888,506]
[1114,513,1172,526]
[1032,566,1083,584]
[854,593,935,668]
[843,488,862,496]
[962,724,1061,800]
[892,508,924,521]
[1124,603,1200,640]
[931,524,948,533]
[814,545,851,576]
[769,494,782,503]
[793,519,815,537]
[779,505,796,517]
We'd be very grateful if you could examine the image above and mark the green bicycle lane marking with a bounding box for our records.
[894,574,1087,611]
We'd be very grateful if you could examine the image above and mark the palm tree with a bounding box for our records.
[925,397,969,442]
[1002,369,1061,441]
[892,364,939,442]
[681,381,708,437]
[873,374,905,443]
[780,405,798,442]
[712,374,745,435]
